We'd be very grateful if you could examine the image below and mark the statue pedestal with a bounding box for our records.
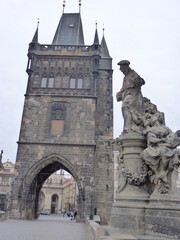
[111,133,180,239]
[144,196,180,239]
[111,133,149,235]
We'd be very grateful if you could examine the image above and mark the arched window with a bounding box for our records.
[48,77,54,88]
[77,79,83,89]
[41,73,55,88]
[41,77,47,88]
[70,78,83,89]
[106,154,110,162]
[106,141,110,148]
[70,78,76,88]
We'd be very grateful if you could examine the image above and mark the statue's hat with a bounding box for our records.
[117,60,130,66]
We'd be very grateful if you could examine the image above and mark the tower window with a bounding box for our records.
[70,78,76,88]
[106,114,110,121]
[106,141,110,148]
[106,154,110,162]
[70,78,83,89]
[77,79,83,89]
[106,127,110,133]
[27,58,32,70]
[48,78,54,88]
[41,78,47,88]
[41,77,54,88]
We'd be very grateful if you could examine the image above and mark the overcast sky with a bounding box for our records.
[0,0,180,163]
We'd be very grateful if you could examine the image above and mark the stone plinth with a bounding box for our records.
[144,197,180,239]
[111,132,180,239]
[111,133,149,235]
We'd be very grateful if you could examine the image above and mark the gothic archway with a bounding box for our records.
[18,154,85,220]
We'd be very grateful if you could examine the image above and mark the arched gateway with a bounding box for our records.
[10,5,114,224]
[15,154,84,220]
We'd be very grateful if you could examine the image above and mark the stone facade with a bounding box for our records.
[10,10,113,224]
[0,161,15,211]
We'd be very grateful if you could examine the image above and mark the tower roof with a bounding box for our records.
[93,27,99,45]
[31,26,38,43]
[101,35,110,58]
[52,13,84,45]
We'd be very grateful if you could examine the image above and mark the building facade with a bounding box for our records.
[10,5,113,224]
[0,161,15,211]
[39,170,78,215]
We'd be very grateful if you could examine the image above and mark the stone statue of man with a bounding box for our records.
[116,60,145,133]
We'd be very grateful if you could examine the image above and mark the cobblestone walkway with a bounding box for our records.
[0,215,89,240]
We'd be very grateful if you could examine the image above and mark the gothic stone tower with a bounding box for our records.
[10,8,113,224]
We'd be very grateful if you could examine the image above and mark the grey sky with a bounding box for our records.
[0,0,180,163]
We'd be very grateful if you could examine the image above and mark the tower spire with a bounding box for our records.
[62,0,66,13]
[102,23,105,36]
[93,21,99,45]
[37,18,40,28]
[79,0,82,13]
[31,18,39,43]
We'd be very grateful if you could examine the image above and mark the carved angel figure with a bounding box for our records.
[141,112,180,194]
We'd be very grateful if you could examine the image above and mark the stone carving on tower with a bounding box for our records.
[111,60,180,239]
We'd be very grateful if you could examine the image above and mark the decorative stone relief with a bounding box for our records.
[51,102,66,120]
[120,156,148,186]
[31,88,93,96]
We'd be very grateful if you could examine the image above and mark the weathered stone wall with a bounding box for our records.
[19,96,96,144]
[93,69,114,224]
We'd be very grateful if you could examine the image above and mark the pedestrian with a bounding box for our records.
[74,210,77,219]
[70,210,74,220]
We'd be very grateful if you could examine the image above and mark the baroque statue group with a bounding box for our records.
[111,60,180,238]
[116,60,180,197]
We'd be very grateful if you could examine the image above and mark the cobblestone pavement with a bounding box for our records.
[0,215,89,240]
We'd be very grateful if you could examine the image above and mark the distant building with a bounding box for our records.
[39,170,78,215]
[0,161,15,211]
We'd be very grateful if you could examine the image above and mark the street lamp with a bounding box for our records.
[89,182,95,220]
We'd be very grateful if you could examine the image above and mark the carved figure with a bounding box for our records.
[116,60,145,133]
[141,112,180,194]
